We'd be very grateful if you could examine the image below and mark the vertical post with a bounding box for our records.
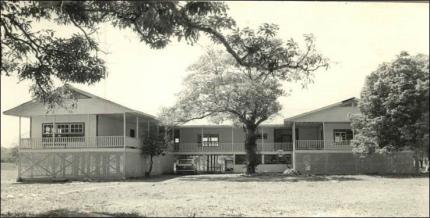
[231,125,234,153]
[88,114,90,147]
[52,115,56,148]
[261,126,264,152]
[292,122,296,170]
[123,113,126,179]
[18,116,21,180]
[322,122,325,150]
[201,127,204,152]
[136,116,139,143]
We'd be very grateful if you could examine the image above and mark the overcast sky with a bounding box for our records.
[1,2,429,147]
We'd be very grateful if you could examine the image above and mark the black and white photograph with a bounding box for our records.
[1,1,429,217]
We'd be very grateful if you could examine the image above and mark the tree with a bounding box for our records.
[1,1,235,107]
[140,126,173,177]
[161,26,328,174]
[351,52,429,171]
[2,2,327,110]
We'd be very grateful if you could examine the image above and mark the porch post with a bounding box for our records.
[18,116,21,180]
[322,122,325,149]
[123,113,126,147]
[261,126,264,152]
[123,113,126,179]
[52,115,56,148]
[292,122,296,170]
[201,127,204,152]
[231,125,234,153]
[136,116,139,141]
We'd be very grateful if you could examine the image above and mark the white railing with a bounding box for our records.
[19,136,138,149]
[174,142,294,153]
[295,140,352,151]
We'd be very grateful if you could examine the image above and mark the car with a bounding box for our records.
[174,158,197,174]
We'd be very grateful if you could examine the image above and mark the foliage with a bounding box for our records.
[351,52,429,161]
[161,30,328,174]
[1,1,328,109]
[1,1,234,107]
[140,133,168,177]
[1,146,18,163]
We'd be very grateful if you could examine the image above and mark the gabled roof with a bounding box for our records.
[284,97,361,123]
[3,84,157,119]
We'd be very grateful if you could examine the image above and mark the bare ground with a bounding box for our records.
[1,163,429,217]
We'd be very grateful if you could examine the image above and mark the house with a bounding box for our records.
[3,85,175,180]
[3,86,416,181]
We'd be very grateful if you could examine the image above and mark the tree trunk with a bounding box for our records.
[145,155,154,177]
[244,125,259,175]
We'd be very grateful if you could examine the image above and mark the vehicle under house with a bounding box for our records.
[3,85,416,181]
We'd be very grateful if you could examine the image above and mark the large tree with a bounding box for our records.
[161,24,328,173]
[351,52,429,171]
[1,1,326,109]
[1,1,235,107]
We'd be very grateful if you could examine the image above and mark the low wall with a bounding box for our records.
[294,151,416,175]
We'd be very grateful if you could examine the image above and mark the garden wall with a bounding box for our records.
[294,151,416,174]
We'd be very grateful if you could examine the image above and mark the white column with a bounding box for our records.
[18,116,21,148]
[201,127,204,152]
[18,116,21,180]
[87,114,91,146]
[123,113,126,147]
[231,125,234,153]
[322,122,325,149]
[292,122,296,170]
[52,115,56,148]
[261,126,264,152]
[136,117,139,140]
[123,113,126,179]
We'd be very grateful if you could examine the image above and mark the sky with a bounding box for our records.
[1,2,429,147]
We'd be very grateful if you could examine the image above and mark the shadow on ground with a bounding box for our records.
[1,208,142,217]
[176,174,362,183]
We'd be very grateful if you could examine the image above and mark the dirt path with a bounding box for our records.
[1,164,429,217]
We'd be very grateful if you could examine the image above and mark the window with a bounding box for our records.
[42,123,84,137]
[263,154,292,164]
[256,133,268,140]
[174,129,180,144]
[198,134,219,147]
[130,129,135,138]
[235,154,262,165]
[333,129,353,142]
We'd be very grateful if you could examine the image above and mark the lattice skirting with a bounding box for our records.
[18,151,125,180]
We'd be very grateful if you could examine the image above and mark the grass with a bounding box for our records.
[1,163,429,217]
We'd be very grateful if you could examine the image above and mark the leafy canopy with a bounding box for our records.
[1,1,327,110]
[1,1,235,107]
[351,52,429,156]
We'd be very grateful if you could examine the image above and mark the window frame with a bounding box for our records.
[42,122,85,137]
[333,129,353,142]
[197,134,220,147]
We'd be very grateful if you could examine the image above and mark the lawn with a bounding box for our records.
[1,163,429,217]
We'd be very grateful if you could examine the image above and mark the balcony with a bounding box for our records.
[172,140,352,153]
[295,140,352,151]
[19,136,140,149]
[173,142,293,153]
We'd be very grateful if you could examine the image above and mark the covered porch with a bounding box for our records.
[18,112,158,150]
[289,121,353,151]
